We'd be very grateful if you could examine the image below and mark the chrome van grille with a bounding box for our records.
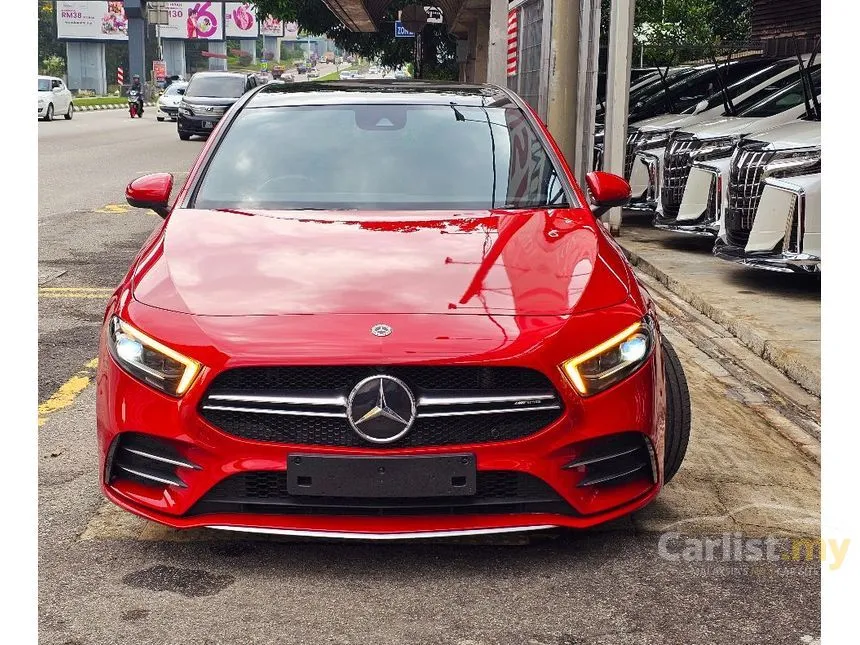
[199,366,564,447]
[660,136,700,220]
[625,130,644,178]
[725,144,776,247]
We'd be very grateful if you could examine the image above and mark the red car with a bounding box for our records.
[98,81,691,540]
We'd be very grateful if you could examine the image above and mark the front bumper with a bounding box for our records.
[713,238,820,273]
[96,322,665,537]
[177,112,222,135]
[157,105,178,120]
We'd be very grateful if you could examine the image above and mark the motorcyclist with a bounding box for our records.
[129,74,144,116]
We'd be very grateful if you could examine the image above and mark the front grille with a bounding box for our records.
[625,130,644,178]
[725,144,776,247]
[660,135,701,220]
[200,366,564,448]
[186,470,575,517]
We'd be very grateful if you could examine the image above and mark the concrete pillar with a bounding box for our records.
[208,40,227,71]
[65,41,106,95]
[127,17,146,83]
[263,36,280,61]
[162,39,186,77]
[465,20,478,83]
[572,0,603,186]
[546,0,581,164]
[474,13,490,84]
[487,0,508,85]
[603,0,635,235]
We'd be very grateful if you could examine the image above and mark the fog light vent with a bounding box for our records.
[564,432,654,488]
[108,433,200,489]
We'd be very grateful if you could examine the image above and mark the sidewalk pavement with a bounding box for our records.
[617,214,821,396]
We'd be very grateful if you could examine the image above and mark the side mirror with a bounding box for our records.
[177,88,185,95]
[693,99,709,114]
[126,173,173,219]
[585,171,631,218]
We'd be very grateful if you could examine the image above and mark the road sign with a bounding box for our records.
[424,6,443,24]
[394,21,415,38]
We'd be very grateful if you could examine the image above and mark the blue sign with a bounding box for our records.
[394,21,415,38]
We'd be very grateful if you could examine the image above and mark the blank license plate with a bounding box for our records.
[287,453,476,498]
[202,121,214,129]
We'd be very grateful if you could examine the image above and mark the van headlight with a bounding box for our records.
[107,317,201,396]
[560,318,655,396]
[692,136,740,161]
[637,128,676,150]
[764,147,821,179]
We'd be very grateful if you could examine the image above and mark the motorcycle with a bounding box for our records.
[127,89,143,118]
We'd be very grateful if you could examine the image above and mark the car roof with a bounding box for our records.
[247,80,516,108]
[190,71,250,79]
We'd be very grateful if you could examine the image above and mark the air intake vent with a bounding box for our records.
[108,433,200,489]
[564,432,655,488]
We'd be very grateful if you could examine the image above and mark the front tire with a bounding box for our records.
[64,103,73,120]
[43,103,54,121]
[178,130,191,141]
[662,335,691,483]
[157,116,164,122]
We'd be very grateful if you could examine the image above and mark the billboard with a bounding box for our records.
[260,16,285,37]
[284,21,300,40]
[157,2,225,40]
[56,1,128,41]
[225,2,259,38]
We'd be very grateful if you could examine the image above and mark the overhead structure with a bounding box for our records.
[322,0,380,31]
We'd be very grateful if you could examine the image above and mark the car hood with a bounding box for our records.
[132,208,631,318]
[632,109,722,132]
[682,116,766,139]
[747,120,821,149]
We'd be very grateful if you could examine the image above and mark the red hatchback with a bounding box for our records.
[97,81,691,540]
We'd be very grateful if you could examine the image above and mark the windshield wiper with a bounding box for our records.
[711,54,736,116]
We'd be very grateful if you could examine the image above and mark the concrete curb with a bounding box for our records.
[73,102,157,112]
[620,244,821,397]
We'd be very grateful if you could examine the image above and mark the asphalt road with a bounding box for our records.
[38,108,822,645]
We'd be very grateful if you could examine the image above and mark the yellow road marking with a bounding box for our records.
[93,203,132,214]
[39,287,113,299]
[38,357,99,427]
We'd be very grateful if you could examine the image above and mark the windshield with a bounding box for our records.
[729,64,820,115]
[164,83,187,96]
[680,60,797,114]
[186,76,245,98]
[193,104,572,211]
[736,68,821,118]
[38,79,51,92]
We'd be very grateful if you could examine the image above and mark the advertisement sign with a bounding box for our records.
[284,21,300,40]
[260,16,285,37]
[157,2,225,40]
[56,1,128,41]
[152,60,167,81]
[225,2,259,38]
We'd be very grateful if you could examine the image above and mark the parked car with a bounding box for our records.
[106,81,691,539]
[156,81,188,122]
[307,68,320,79]
[38,75,73,121]
[177,71,261,140]
[654,66,820,235]
[712,119,820,272]
[626,56,820,213]
[296,63,308,74]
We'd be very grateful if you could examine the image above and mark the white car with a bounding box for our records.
[626,56,819,215]
[38,75,73,121]
[712,119,820,272]
[156,81,188,122]
[650,65,820,236]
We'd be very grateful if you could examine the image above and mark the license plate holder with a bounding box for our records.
[287,454,476,498]
[202,121,214,129]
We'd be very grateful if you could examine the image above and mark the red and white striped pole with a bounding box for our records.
[117,67,124,85]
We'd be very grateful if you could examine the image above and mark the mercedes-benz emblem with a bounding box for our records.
[346,375,416,444]
[371,324,392,337]
[205,106,214,112]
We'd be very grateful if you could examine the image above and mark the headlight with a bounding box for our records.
[691,136,740,162]
[560,318,654,396]
[179,105,193,116]
[637,128,676,151]
[107,317,201,396]
[38,98,46,106]
[764,147,821,179]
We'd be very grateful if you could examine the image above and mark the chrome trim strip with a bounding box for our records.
[205,524,558,540]
[417,404,561,418]
[202,405,347,418]
[417,393,556,406]
[122,447,201,470]
[117,465,186,488]
[577,464,647,488]
[208,393,346,406]
[563,446,641,469]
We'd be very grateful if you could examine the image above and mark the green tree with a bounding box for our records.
[252,0,457,78]
[38,0,65,70]
[42,55,65,77]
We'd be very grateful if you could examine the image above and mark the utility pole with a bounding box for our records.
[545,0,582,167]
